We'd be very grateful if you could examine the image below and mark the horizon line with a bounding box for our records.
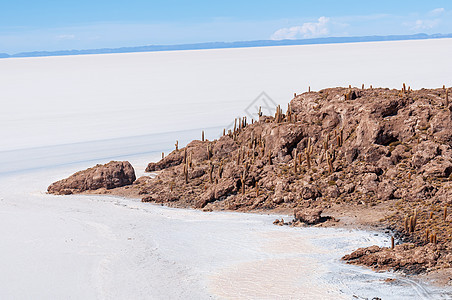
[1,32,452,59]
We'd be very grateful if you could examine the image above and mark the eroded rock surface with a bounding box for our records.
[48,161,136,195]
[343,243,447,274]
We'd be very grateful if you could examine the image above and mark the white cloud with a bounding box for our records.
[429,8,445,16]
[56,34,75,40]
[271,17,330,40]
[412,19,439,30]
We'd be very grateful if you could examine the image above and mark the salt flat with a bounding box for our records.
[0,38,451,152]
[0,40,452,299]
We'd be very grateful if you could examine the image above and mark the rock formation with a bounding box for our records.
[49,86,452,275]
[48,161,136,195]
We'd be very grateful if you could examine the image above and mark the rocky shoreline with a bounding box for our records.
[48,86,452,284]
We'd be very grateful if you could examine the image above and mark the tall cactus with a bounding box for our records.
[305,138,313,169]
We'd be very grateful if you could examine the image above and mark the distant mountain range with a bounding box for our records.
[1,33,451,59]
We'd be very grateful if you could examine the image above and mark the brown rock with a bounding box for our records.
[48,161,136,195]
[421,159,452,178]
[412,141,441,169]
[301,185,321,200]
[343,243,441,274]
[294,207,323,225]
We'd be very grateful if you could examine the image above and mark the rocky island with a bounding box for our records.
[49,86,452,283]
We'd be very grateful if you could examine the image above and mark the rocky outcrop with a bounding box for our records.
[48,161,136,195]
[54,86,452,276]
[132,88,452,217]
[342,243,447,274]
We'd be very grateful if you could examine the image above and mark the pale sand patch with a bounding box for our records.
[209,258,345,300]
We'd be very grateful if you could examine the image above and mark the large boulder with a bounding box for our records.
[294,207,323,225]
[48,161,136,195]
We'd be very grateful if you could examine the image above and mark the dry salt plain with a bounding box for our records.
[1,39,452,299]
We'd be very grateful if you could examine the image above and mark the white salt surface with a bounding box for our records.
[1,40,452,298]
[0,153,451,299]
[0,38,451,152]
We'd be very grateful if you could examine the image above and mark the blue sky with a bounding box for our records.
[1,1,452,53]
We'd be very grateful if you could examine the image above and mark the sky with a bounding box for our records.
[1,0,452,54]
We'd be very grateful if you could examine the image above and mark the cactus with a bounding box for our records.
[410,215,417,232]
[327,150,333,174]
[274,105,284,123]
[402,83,406,93]
[162,152,164,159]
[404,216,409,232]
[258,106,262,117]
[286,103,292,122]
[370,85,373,89]
[183,163,188,184]
[444,206,448,221]
[305,138,313,169]
[430,211,434,219]
[202,130,205,141]
[218,163,223,179]
[345,89,352,100]
[308,86,311,92]
[391,236,394,249]
[209,161,214,184]
[426,229,430,243]
[446,88,449,107]
[362,83,364,90]
[175,140,178,151]
[207,144,212,160]
[298,152,303,168]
